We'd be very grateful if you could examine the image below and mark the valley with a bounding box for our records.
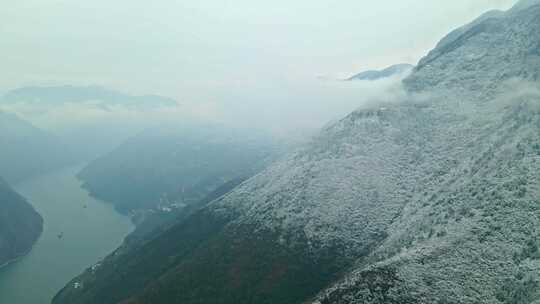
[0,166,133,304]
[2,1,540,303]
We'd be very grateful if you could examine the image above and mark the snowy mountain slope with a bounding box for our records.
[53,2,540,303]
[210,103,436,256]
[313,86,540,303]
[405,2,540,93]
[512,0,540,11]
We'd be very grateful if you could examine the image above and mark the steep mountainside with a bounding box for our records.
[124,177,248,245]
[78,127,280,213]
[53,2,540,304]
[0,111,76,183]
[405,1,540,93]
[347,64,413,81]
[0,178,43,267]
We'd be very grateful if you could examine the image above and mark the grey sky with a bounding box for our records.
[0,0,518,133]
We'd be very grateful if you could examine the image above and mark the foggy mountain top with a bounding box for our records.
[0,74,410,143]
[0,0,521,139]
[512,0,540,10]
[2,0,518,90]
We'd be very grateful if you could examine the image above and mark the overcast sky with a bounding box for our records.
[0,0,519,133]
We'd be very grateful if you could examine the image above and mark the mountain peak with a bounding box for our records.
[404,4,540,93]
[511,0,540,11]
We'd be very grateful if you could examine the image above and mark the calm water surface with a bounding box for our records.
[0,165,133,304]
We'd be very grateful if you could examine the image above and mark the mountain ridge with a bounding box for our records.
[0,111,77,183]
[0,177,43,268]
[53,1,540,303]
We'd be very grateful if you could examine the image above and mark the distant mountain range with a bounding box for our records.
[0,111,77,183]
[0,178,42,267]
[1,85,178,110]
[347,63,414,81]
[53,1,540,304]
[78,126,281,214]
[0,85,181,163]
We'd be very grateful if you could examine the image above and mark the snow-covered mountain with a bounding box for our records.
[53,2,540,303]
[405,2,540,93]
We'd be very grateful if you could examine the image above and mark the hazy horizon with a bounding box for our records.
[0,0,520,135]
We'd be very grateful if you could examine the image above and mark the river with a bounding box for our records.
[0,165,134,304]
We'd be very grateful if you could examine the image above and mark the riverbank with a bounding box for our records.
[0,179,44,274]
[0,165,133,304]
[0,241,38,270]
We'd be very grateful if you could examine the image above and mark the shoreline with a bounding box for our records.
[0,232,43,271]
[0,208,44,273]
[0,222,44,272]
[0,247,34,271]
[0,166,133,304]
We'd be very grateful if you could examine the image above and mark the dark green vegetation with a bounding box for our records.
[0,178,42,267]
[53,209,346,304]
[0,166,134,304]
[78,127,278,213]
[0,111,76,183]
[125,177,246,245]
